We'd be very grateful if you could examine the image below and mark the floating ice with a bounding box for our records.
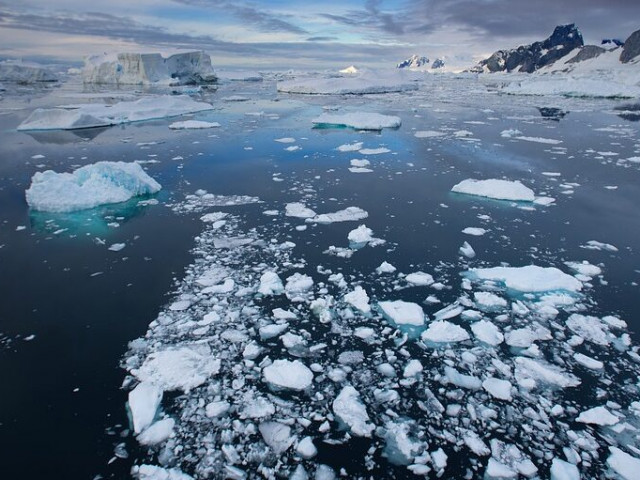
[550,458,580,480]
[468,265,582,293]
[312,112,401,130]
[134,346,221,392]
[26,161,161,213]
[482,377,513,401]
[259,422,294,454]
[343,286,371,314]
[607,447,640,480]
[332,386,374,437]
[378,300,425,327]
[169,120,220,129]
[471,320,504,346]
[258,271,284,296]
[576,406,619,425]
[128,382,163,434]
[137,418,175,446]
[459,241,476,258]
[376,261,397,274]
[285,202,316,219]
[18,95,214,131]
[278,71,418,95]
[421,320,470,343]
[514,357,580,388]
[462,227,487,236]
[132,465,193,480]
[444,366,482,389]
[405,271,434,286]
[452,179,535,202]
[474,291,507,309]
[347,225,374,246]
[263,359,313,391]
[308,206,368,224]
[337,142,363,152]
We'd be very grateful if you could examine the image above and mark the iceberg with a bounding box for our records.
[312,112,401,130]
[25,161,161,213]
[82,51,217,85]
[128,382,163,434]
[18,95,214,131]
[451,179,535,202]
[0,60,58,84]
[379,300,425,327]
[607,447,640,480]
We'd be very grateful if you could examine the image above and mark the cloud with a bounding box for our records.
[306,36,337,42]
[171,0,308,35]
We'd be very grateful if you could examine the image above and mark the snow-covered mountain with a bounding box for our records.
[474,24,584,73]
[397,55,429,69]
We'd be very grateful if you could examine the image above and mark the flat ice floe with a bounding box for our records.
[169,120,220,129]
[312,112,401,130]
[451,179,536,202]
[277,71,418,95]
[25,161,161,212]
[18,95,213,131]
[467,265,582,293]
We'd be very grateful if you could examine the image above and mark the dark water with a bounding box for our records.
[0,77,639,479]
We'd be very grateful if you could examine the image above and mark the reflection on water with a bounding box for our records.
[614,102,640,122]
[28,194,162,237]
[25,126,111,144]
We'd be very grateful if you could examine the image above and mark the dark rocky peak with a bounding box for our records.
[602,38,625,47]
[620,29,640,63]
[476,24,584,73]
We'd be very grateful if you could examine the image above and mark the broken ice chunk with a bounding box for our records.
[576,406,619,426]
[134,346,221,392]
[263,359,313,391]
[259,421,294,454]
[128,382,163,434]
[421,321,469,343]
[550,458,580,480]
[343,286,371,314]
[258,271,284,296]
[378,300,425,327]
[482,377,513,401]
[332,385,374,437]
[137,418,175,446]
[607,447,640,480]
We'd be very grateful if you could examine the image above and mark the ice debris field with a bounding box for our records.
[2,49,640,480]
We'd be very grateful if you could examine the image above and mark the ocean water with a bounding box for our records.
[0,75,639,479]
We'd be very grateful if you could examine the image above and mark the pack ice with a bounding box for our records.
[25,161,161,212]
[18,95,214,131]
[277,70,418,95]
[312,112,401,130]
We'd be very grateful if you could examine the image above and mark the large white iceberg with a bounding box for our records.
[82,51,217,85]
[25,161,161,213]
[0,60,58,84]
[451,179,535,202]
[18,95,214,131]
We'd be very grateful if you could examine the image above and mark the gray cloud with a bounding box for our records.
[171,0,307,35]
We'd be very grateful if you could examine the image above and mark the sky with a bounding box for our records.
[1,0,639,70]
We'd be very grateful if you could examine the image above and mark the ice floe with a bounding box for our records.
[452,179,536,202]
[18,95,213,131]
[312,112,401,130]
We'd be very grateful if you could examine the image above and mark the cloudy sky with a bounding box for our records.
[1,0,638,69]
